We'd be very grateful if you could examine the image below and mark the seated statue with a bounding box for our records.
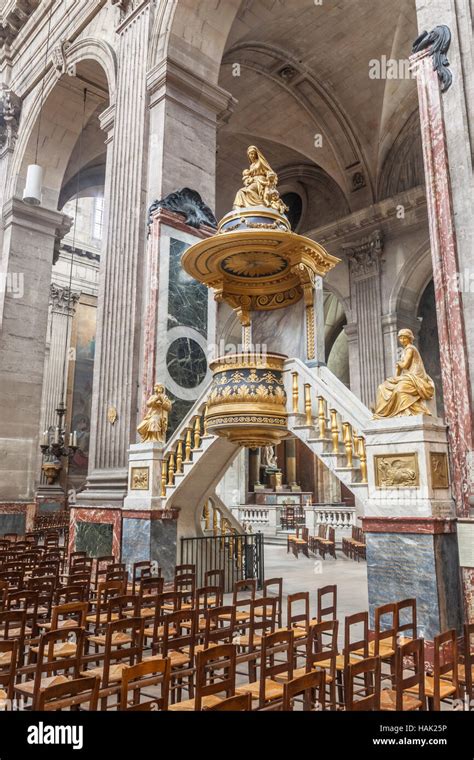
[137,383,172,443]
[373,329,435,418]
[233,145,288,214]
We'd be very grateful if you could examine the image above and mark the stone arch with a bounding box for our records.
[149,0,242,80]
[8,43,115,207]
[378,109,424,200]
[388,240,433,317]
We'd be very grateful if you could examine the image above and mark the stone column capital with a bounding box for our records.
[49,283,80,316]
[341,230,384,281]
[2,197,72,239]
[147,58,236,124]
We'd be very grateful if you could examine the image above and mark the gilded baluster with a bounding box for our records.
[203,500,210,530]
[193,415,201,450]
[291,371,299,414]
[202,405,208,436]
[317,396,326,439]
[342,422,353,468]
[212,505,218,536]
[160,458,168,497]
[330,408,339,453]
[304,384,312,426]
[176,439,183,473]
[237,534,243,569]
[357,436,368,483]
[184,427,192,462]
[167,451,175,486]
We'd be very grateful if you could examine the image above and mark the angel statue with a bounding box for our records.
[137,383,172,443]
[233,145,288,214]
[373,329,435,418]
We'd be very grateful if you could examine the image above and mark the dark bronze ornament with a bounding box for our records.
[412,25,452,92]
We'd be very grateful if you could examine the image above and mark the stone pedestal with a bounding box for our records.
[123,442,164,510]
[362,415,462,637]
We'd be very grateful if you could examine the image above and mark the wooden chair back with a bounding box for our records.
[120,657,171,711]
[203,605,236,647]
[262,577,283,626]
[345,656,381,711]
[373,602,397,655]
[195,644,237,710]
[50,601,89,630]
[0,640,18,700]
[393,637,425,710]
[395,598,417,642]
[287,591,309,633]
[463,622,474,700]
[432,629,459,709]
[344,610,369,665]
[37,675,100,711]
[283,669,326,711]
[259,629,294,706]
[317,584,337,621]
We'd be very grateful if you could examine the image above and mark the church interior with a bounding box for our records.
[0,0,472,718]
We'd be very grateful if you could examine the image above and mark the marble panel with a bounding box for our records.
[168,238,207,337]
[252,300,305,360]
[151,518,178,582]
[75,522,113,558]
[122,517,151,570]
[0,513,25,535]
[366,532,441,639]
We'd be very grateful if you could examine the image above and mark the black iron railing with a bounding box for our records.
[180,532,264,592]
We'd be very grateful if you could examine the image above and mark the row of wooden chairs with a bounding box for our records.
[287,525,337,560]
[342,526,366,561]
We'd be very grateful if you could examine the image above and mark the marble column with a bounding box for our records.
[285,438,298,489]
[77,4,152,505]
[342,230,385,408]
[0,199,71,502]
[411,21,474,623]
[248,448,261,490]
[411,35,473,516]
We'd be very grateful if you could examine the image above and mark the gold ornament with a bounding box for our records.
[130,467,149,490]
[137,383,172,443]
[374,454,419,488]
[374,329,435,418]
[233,145,288,213]
[107,406,118,424]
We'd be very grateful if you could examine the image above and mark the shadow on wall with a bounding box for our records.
[418,280,444,417]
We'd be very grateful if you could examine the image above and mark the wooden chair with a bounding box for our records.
[93,555,115,590]
[88,596,139,648]
[15,626,86,709]
[203,569,224,601]
[146,592,182,654]
[273,620,337,708]
[285,591,310,640]
[236,597,277,681]
[37,676,100,711]
[460,622,474,703]
[309,524,327,555]
[174,573,196,610]
[160,608,197,702]
[236,629,294,709]
[380,638,425,711]
[202,605,236,650]
[318,527,336,560]
[80,617,145,710]
[396,598,417,645]
[354,603,397,671]
[86,580,124,631]
[0,609,27,668]
[317,584,337,622]
[219,579,256,625]
[0,640,18,700]
[283,669,326,711]
[134,576,165,619]
[129,561,152,595]
[169,644,237,711]
[345,656,381,710]
[175,564,196,576]
[281,505,296,531]
[205,693,252,711]
[120,657,171,711]
[290,527,309,559]
[254,577,283,627]
[34,602,88,659]
[408,629,459,710]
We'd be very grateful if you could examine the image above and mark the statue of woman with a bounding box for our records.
[373,329,435,418]
[233,146,288,213]
[137,384,172,443]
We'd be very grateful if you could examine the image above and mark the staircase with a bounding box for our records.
[160,357,374,535]
[284,358,371,514]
